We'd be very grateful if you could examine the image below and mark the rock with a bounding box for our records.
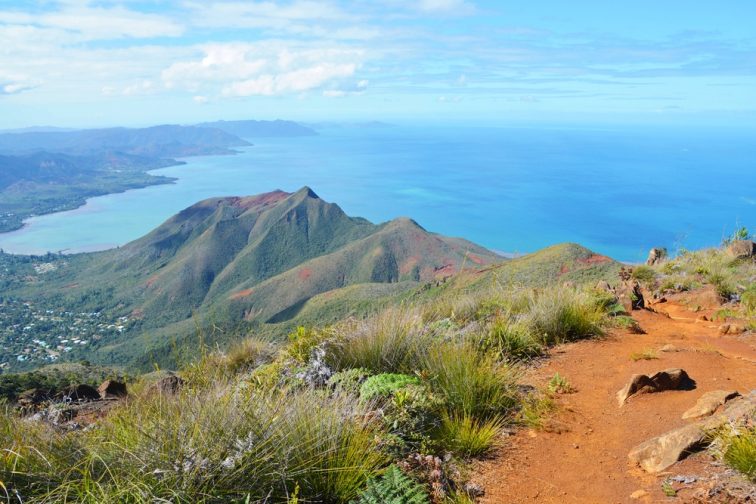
[595,280,613,293]
[463,482,485,498]
[628,391,755,473]
[617,368,694,406]
[17,388,54,407]
[728,324,746,335]
[646,247,667,266]
[718,324,730,335]
[56,384,101,402]
[696,314,708,322]
[659,344,679,353]
[682,390,740,419]
[98,380,128,399]
[726,240,755,259]
[630,489,648,499]
[150,374,184,395]
[618,280,645,312]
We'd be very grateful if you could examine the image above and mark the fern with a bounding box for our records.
[352,465,430,504]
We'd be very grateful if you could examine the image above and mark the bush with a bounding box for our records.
[424,342,519,420]
[523,287,606,346]
[328,368,372,393]
[631,265,656,285]
[434,413,503,458]
[360,373,421,400]
[327,309,429,374]
[723,428,756,481]
[487,319,542,360]
[742,284,756,314]
[353,465,430,504]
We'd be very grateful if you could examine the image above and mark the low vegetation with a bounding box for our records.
[0,279,617,503]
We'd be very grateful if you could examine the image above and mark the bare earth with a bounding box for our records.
[473,289,756,503]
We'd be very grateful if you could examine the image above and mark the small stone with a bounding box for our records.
[463,482,485,498]
[728,324,746,335]
[630,489,648,499]
[659,344,679,353]
[696,314,708,322]
[718,324,730,335]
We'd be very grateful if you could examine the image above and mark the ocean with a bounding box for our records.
[1,123,754,262]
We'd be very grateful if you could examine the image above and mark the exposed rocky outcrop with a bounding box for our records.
[56,384,101,402]
[616,368,694,406]
[149,374,185,395]
[726,240,755,259]
[681,390,740,419]
[98,380,128,399]
[646,247,667,266]
[628,391,755,473]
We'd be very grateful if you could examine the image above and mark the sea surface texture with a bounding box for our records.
[1,124,754,262]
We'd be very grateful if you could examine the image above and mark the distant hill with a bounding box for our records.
[0,125,250,158]
[4,188,501,368]
[196,119,317,138]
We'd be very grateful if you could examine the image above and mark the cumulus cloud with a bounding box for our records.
[162,43,364,97]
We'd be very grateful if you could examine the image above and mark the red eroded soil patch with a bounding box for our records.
[578,253,612,265]
[144,275,160,288]
[559,263,570,275]
[232,190,290,210]
[298,268,313,281]
[433,263,456,278]
[472,297,756,503]
[467,253,484,265]
[228,288,254,300]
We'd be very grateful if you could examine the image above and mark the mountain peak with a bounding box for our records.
[294,186,319,199]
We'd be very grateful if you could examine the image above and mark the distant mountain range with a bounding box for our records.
[197,119,317,137]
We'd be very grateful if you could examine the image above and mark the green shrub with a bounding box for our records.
[523,287,606,346]
[360,373,421,400]
[722,427,756,481]
[487,319,542,360]
[352,465,430,504]
[434,413,503,458]
[328,368,372,393]
[742,284,756,314]
[631,265,656,285]
[286,326,327,363]
[328,309,429,374]
[424,342,519,420]
[382,384,443,454]
[518,391,556,429]
[547,372,575,394]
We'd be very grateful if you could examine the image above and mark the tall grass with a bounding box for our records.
[327,308,430,374]
[522,286,606,346]
[1,384,388,503]
[423,341,519,420]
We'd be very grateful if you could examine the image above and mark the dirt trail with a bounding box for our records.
[473,294,756,503]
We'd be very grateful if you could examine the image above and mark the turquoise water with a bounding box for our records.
[1,124,754,262]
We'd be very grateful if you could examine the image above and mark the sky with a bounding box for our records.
[1,0,756,128]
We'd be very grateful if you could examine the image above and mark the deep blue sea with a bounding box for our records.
[1,123,754,262]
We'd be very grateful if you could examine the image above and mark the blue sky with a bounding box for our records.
[1,0,755,128]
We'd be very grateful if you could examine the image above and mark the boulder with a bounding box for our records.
[628,391,755,473]
[149,374,184,395]
[646,247,667,266]
[616,368,694,406]
[98,380,128,399]
[681,390,739,419]
[726,240,755,259]
[618,280,645,312]
[595,280,613,293]
[17,388,54,407]
[56,384,101,402]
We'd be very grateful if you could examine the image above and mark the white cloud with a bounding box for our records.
[193,95,209,104]
[163,43,364,97]
[0,2,183,41]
